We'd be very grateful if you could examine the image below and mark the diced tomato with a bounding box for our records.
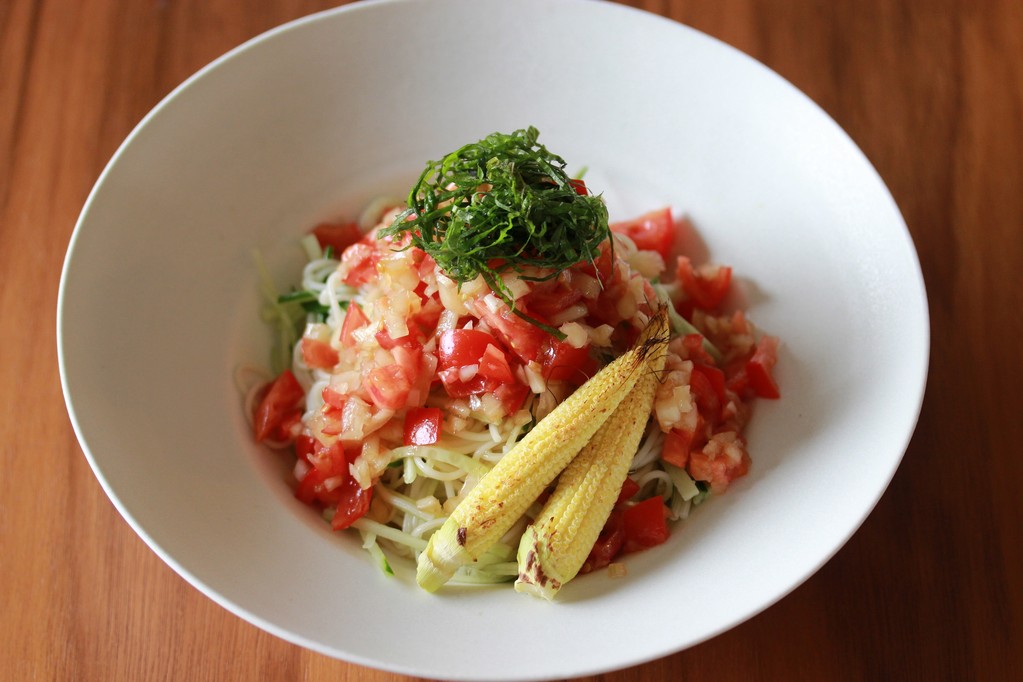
[436,367,487,398]
[375,329,421,350]
[493,381,531,414]
[295,440,347,505]
[580,509,625,574]
[478,344,515,382]
[661,429,692,468]
[339,303,369,348]
[403,407,442,446]
[294,434,316,464]
[676,256,732,310]
[681,334,717,366]
[622,497,670,553]
[746,335,781,399]
[475,303,551,364]
[330,476,373,530]
[577,242,616,284]
[300,337,339,370]
[688,448,750,493]
[339,242,380,287]
[311,221,362,255]
[365,364,413,410]
[610,207,675,259]
[253,370,304,442]
[391,343,423,380]
[568,178,588,196]
[541,339,595,385]
[437,329,497,368]
[690,363,727,425]
[321,384,346,411]
[616,477,641,504]
[523,282,584,320]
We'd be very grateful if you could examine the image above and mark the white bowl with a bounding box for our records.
[57,0,929,679]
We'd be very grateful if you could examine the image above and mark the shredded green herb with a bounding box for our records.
[380,126,610,338]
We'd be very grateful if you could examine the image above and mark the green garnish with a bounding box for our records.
[380,126,610,338]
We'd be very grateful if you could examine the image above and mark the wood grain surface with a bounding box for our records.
[3,0,1021,679]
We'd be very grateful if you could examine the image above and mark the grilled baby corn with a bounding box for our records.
[515,308,669,599]
[415,319,665,592]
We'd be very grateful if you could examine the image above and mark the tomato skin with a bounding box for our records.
[621,497,670,553]
[746,335,781,399]
[312,222,362,255]
[339,303,369,348]
[300,337,339,370]
[610,207,675,259]
[676,256,732,310]
[253,370,304,442]
[403,407,442,446]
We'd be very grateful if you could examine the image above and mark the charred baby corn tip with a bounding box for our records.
[515,308,669,599]
[416,525,472,592]
[415,337,652,592]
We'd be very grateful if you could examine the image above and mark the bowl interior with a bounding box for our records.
[58,1,928,679]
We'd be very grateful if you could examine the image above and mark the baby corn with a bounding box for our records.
[415,325,662,592]
[516,307,669,600]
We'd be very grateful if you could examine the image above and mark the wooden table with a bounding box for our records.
[3,0,1020,679]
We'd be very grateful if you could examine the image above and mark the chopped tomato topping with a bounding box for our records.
[365,364,413,410]
[621,497,670,553]
[478,344,515,382]
[404,407,442,446]
[300,337,339,370]
[616,477,641,504]
[676,256,732,310]
[493,381,530,414]
[253,370,304,442]
[746,335,781,399]
[339,303,369,348]
[610,207,675,259]
[690,364,725,423]
[437,329,498,369]
[330,476,373,530]
[661,429,692,469]
[295,440,347,505]
[339,242,380,287]
[580,509,625,574]
[541,339,595,385]
[321,384,346,411]
[475,302,551,364]
[311,221,362,255]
